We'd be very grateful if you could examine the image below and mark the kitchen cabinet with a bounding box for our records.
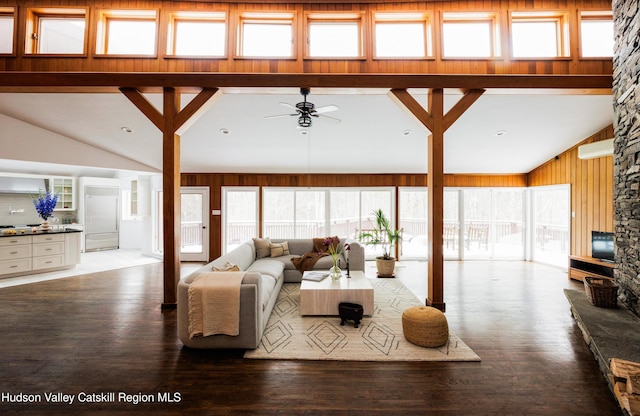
[130,177,149,216]
[49,177,75,211]
[0,236,33,275]
[0,231,81,278]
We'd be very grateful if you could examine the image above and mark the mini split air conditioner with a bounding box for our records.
[578,138,614,160]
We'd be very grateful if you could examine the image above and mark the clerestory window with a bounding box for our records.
[237,12,294,58]
[510,11,569,58]
[306,13,364,58]
[25,7,87,55]
[96,9,158,56]
[167,11,227,57]
[579,11,613,58]
[0,7,15,54]
[441,12,501,58]
[373,12,433,59]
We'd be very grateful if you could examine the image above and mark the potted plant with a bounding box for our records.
[358,209,402,277]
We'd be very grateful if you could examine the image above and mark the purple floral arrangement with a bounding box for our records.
[32,192,58,220]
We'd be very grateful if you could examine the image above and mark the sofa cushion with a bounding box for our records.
[246,258,285,280]
[253,237,271,259]
[260,274,277,311]
[270,241,290,257]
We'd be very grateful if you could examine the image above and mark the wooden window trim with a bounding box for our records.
[0,7,16,56]
[24,7,88,57]
[235,12,295,59]
[577,10,613,60]
[95,9,158,58]
[371,11,434,60]
[165,11,228,59]
[509,11,570,60]
[304,12,365,60]
[440,12,502,60]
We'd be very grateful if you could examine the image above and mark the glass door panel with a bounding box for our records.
[180,187,209,261]
[399,187,428,259]
[463,189,492,259]
[444,190,460,259]
[263,190,294,238]
[494,190,525,259]
[532,185,570,267]
[295,190,325,238]
[223,188,258,253]
[330,190,359,238]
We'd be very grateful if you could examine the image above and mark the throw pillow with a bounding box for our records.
[213,261,240,272]
[270,241,290,257]
[253,237,272,259]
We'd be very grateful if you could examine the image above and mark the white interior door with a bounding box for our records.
[180,187,210,262]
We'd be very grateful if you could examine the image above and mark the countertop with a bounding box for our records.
[0,228,83,238]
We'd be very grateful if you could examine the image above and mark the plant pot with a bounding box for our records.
[376,257,396,277]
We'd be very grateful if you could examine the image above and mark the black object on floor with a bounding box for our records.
[339,302,364,328]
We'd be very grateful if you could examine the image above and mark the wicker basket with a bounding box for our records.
[584,276,618,309]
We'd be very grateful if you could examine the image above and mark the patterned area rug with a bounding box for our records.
[244,278,480,362]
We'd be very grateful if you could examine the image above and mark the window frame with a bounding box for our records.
[509,10,570,59]
[305,12,365,60]
[0,7,16,56]
[372,11,434,60]
[578,10,613,59]
[24,7,88,56]
[95,9,159,57]
[440,11,502,59]
[165,11,228,58]
[235,12,295,59]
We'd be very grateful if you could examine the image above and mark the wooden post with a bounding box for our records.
[427,89,445,310]
[162,87,181,309]
[388,88,484,311]
[120,86,221,308]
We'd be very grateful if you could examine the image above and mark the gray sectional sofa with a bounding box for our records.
[177,237,365,349]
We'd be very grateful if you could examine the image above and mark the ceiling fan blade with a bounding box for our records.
[317,114,342,123]
[314,104,339,114]
[264,113,298,119]
[279,102,299,111]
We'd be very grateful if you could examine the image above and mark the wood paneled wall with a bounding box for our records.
[527,124,614,257]
[0,0,613,76]
[181,173,526,260]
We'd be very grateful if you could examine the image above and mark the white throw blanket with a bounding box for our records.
[188,271,246,339]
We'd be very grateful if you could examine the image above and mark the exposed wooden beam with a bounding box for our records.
[388,89,434,131]
[0,73,612,92]
[162,87,181,309]
[119,87,164,131]
[174,88,221,135]
[118,86,220,308]
[443,89,485,131]
[388,88,486,311]
[427,88,445,311]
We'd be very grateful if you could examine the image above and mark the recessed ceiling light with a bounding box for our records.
[402,130,412,136]
[121,127,133,133]
[495,130,507,137]
[220,128,229,135]
[299,129,309,136]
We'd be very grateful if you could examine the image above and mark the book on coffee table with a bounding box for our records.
[302,271,329,282]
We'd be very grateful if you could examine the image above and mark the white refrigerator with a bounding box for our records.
[84,186,119,252]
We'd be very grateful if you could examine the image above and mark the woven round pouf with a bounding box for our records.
[402,305,449,347]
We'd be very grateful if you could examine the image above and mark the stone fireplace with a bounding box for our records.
[613,0,640,316]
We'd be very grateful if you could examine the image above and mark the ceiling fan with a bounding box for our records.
[265,87,340,128]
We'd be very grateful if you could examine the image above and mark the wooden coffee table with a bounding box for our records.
[300,270,374,316]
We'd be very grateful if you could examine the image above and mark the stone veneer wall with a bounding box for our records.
[613,0,640,316]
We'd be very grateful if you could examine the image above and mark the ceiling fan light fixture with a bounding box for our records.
[299,115,312,127]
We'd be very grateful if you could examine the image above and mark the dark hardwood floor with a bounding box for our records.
[0,260,622,415]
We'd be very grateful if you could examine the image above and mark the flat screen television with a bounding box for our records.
[592,231,614,262]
